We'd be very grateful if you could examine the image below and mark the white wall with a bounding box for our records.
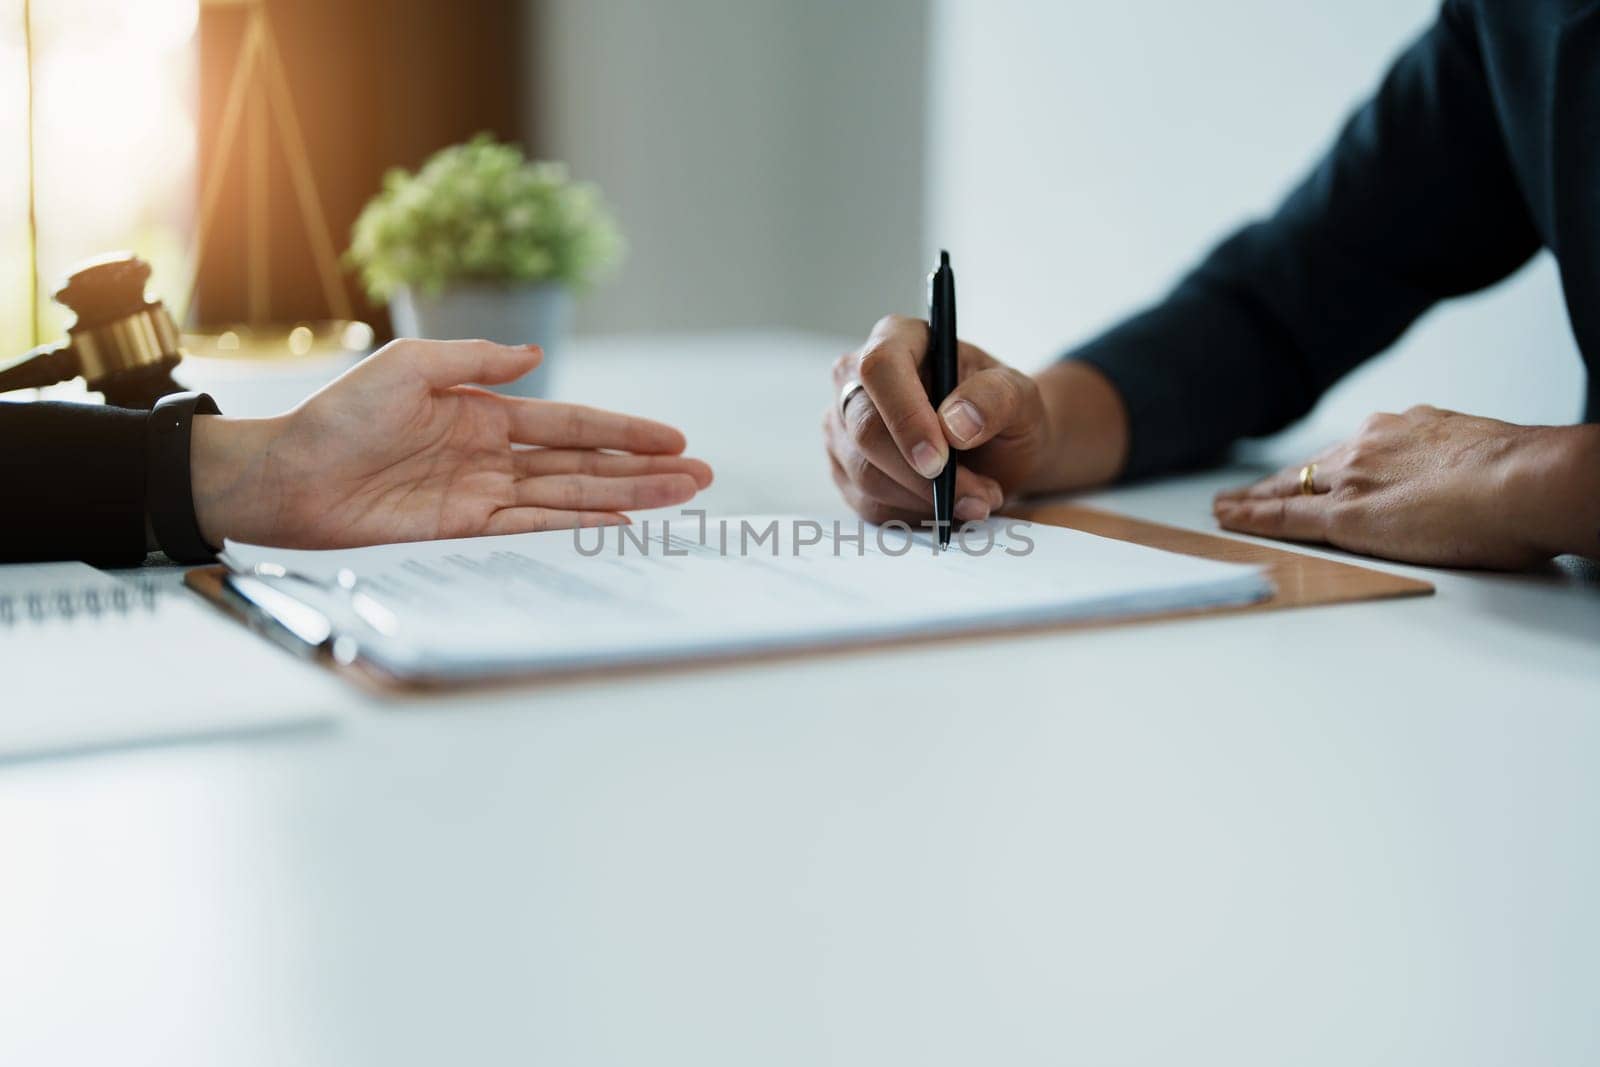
[529,0,929,339]
[929,0,1585,458]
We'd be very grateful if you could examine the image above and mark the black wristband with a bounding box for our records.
[146,391,221,563]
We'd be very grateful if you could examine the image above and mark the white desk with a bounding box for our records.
[2,332,1597,1066]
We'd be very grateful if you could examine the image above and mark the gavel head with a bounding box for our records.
[55,253,185,408]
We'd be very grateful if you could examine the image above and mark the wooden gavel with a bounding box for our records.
[0,253,186,410]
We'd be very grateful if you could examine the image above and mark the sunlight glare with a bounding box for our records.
[23,0,199,340]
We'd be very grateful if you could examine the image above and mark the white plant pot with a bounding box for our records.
[389,281,573,398]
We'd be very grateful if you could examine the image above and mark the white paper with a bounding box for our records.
[221,516,1271,681]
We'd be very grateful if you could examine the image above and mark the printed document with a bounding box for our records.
[219,515,1271,681]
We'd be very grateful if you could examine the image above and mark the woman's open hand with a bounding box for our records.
[191,339,712,549]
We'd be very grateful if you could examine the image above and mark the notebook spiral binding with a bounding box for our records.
[0,582,160,627]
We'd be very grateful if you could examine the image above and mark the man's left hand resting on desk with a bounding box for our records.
[0,339,712,565]
[1213,406,1600,569]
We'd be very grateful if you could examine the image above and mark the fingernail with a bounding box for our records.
[988,483,1005,507]
[955,496,989,521]
[911,441,945,478]
[941,400,983,444]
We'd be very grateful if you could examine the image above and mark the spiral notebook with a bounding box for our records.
[0,562,343,762]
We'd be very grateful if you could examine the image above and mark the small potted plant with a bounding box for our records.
[347,134,623,397]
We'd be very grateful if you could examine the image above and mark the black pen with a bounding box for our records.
[928,250,958,548]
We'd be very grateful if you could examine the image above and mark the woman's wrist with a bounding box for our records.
[1517,422,1600,560]
[190,414,288,549]
[1024,360,1131,494]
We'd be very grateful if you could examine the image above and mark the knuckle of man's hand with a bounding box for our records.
[1331,471,1365,498]
[1358,411,1398,437]
[856,343,898,384]
[1343,438,1373,469]
[845,447,879,492]
[846,403,885,448]
[824,428,854,473]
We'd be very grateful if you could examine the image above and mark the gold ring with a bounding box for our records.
[839,380,866,418]
[1299,463,1318,495]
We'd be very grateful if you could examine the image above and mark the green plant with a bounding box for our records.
[346,134,623,302]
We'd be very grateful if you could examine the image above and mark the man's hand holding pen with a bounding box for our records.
[824,314,1130,528]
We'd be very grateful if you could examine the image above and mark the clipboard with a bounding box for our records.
[183,504,1433,694]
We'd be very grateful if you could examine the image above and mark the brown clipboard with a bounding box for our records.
[183,504,1433,695]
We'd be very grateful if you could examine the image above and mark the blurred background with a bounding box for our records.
[0,0,1582,448]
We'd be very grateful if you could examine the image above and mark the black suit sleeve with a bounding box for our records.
[0,402,152,566]
[1066,0,1542,479]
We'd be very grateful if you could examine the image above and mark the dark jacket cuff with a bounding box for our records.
[0,401,151,565]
